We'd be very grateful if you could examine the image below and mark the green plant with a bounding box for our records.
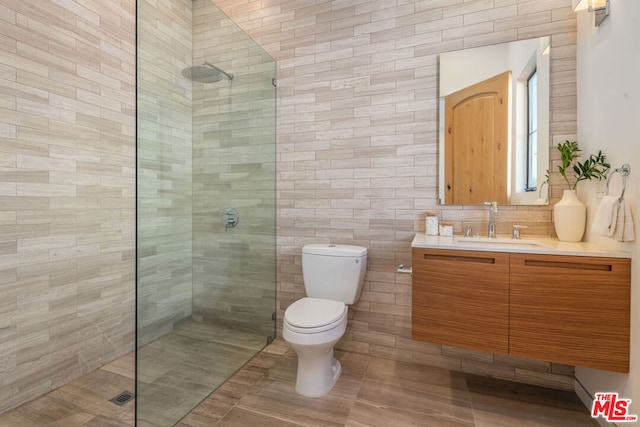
[557,140,610,190]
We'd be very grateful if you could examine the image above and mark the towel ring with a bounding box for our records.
[538,180,548,199]
[605,164,630,199]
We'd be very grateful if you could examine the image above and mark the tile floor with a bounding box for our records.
[178,339,598,427]
[0,338,599,426]
[0,320,266,427]
[0,352,135,427]
[137,320,266,426]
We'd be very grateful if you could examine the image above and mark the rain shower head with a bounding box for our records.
[181,62,233,83]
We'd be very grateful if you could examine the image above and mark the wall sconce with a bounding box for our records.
[573,0,610,26]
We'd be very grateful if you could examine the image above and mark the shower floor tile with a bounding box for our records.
[0,352,135,427]
[0,321,266,427]
[136,320,267,427]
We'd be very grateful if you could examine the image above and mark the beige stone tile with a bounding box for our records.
[100,352,135,380]
[217,407,305,427]
[467,375,597,426]
[236,379,355,426]
[514,368,576,391]
[176,401,228,427]
[356,377,475,425]
[365,357,469,394]
[346,400,474,427]
[412,350,463,371]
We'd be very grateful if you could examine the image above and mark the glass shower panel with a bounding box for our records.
[191,1,277,341]
[136,0,276,425]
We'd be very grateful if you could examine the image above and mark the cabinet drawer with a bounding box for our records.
[509,253,630,373]
[412,248,510,355]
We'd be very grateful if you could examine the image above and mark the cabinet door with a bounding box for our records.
[412,248,509,354]
[510,253,630,373]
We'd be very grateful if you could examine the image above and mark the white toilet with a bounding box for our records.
[282,243,367,397]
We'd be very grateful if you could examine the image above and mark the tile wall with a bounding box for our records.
[0,0,136,414]
[214,0,578,390]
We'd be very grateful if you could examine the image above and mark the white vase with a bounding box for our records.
[554,189,586,242]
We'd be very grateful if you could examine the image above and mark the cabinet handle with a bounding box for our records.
[523,259,612,271]
[425,253,495,264]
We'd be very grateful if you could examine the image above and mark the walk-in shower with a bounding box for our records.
[181,62,233,83]
[136,0,276,425]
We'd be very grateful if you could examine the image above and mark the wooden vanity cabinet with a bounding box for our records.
[412,248,510,355]
[412,247,631,373]
[509,253,631,373]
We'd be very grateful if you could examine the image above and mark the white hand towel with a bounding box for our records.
[614,198,635,242]
[592,195,620,237]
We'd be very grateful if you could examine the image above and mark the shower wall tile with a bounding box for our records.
[215,0,576,390]
[0,0,136,415]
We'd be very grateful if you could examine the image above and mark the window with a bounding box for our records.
[525,70,538,191]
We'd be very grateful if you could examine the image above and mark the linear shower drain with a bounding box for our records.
[109,390,135,406]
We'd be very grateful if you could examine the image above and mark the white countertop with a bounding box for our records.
[411,234,630,259]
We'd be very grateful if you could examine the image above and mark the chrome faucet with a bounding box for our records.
[512,224,528,239]
[484,201,498,238]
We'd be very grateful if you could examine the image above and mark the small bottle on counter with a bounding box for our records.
[425,211,439,236]
[439,221,454,237]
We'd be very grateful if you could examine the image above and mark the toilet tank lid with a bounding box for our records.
[303,244,367,257]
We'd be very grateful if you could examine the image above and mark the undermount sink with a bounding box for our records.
[456,237,542,246]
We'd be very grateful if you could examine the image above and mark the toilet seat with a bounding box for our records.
[284,298,347,334]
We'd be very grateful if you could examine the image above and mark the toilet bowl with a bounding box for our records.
[283,297,347,397]
[282,244,367,397]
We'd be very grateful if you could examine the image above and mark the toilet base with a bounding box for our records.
[293,345,342,397]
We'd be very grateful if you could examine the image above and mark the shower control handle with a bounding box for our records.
[221,208,240,230]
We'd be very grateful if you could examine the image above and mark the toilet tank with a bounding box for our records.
[302,244,368,304]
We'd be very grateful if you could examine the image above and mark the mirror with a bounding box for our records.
[438,37,550,206]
